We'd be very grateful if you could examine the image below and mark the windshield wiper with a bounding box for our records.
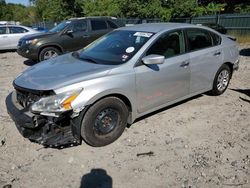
[72,52,98,64]
[80,57,98,64]
[72,51,80,58]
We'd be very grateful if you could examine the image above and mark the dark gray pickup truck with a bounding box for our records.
[17,17,124,61]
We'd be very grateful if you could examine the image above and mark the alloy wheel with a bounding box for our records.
[217,70,229,92]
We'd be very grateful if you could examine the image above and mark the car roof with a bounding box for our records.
[118,22,202,33]
[69,16,117,20]
[0,25,37,32]
[0,25,27,27]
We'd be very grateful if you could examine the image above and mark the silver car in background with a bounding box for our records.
[0,25,39,50]
[6,23,239,147]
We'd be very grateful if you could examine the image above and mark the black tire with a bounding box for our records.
[39,47,61,62]
[211,64,231,96]
[81,97,129,147]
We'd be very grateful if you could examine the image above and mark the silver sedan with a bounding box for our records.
[0,25,39,50]
[6,23,239,147]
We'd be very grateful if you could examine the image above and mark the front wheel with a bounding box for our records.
[211,64,231,96]
[81,97,129,147]
[39,47,61,62]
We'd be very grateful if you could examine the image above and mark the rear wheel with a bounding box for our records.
[39,47,61,62]
[211,64,231,95]
[81,97,129,147]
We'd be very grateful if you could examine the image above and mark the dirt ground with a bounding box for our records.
[0,44,249,188]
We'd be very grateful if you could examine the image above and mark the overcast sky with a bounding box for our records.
[6,0,29,6]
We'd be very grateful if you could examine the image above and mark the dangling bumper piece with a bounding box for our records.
[5,91,82,148]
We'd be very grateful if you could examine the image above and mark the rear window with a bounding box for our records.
[91,20,107,30]
[107,20,118,29]
[186,29,213,51]
[9,27,28,34]
[209,31,221,46]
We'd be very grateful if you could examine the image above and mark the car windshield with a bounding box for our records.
[76,30,154,65]
[49,20,71,33]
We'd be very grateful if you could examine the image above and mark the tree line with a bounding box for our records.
[0,0,249,25]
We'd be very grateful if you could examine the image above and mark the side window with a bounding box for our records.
[72,20,87,32]
[9,27,28,34]
[210,31,221,46]
[186,29,213,51]
[107,20,118,29]
[0,27,7,34]
[91,20,107,31]
[146,30,185,58]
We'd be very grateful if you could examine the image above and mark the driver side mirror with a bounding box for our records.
[142,54,165,65]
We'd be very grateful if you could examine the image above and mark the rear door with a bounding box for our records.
[185,28,223,93]
[135,30,190,113]
[0,26,8,50]
[89,19,110,41]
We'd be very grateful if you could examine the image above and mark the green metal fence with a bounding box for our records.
[32,13,250,35]
[170,13,250,35]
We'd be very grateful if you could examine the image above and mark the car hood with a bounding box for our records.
[14,53,114,91]
[21,32,56,40]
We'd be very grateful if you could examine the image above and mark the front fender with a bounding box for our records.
[55,72,138,123]
[36,42,64,53]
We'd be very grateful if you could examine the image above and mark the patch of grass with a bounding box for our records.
[227,31,250,44]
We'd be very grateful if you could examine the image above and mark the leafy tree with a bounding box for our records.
[82,0,171,21]
[0,0,37,25]
[33,0,83,21]
[117,0,142,17]
[83,0,120,17]
[234,4,250,13]
[167,0,198,17]
[0,0,6,19]
[0,0,248,25]
[205,2,226,14]
[198,0,248,13]
[193,6,207,16]
[0,1,14,20]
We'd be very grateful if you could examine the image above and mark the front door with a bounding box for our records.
[61,20,90,52]
[89,19,111,41]
[135,30,190,113]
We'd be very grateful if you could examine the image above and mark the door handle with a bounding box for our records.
[1,36,8,38]
[82,34,89,38]
[180,61,190,67]
[214,52,221,56]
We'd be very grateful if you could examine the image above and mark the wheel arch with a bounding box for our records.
[223,62,234,78]
[84,93,134,124]
[98,93,132,124]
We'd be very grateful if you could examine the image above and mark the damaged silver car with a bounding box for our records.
[6,23,239,147]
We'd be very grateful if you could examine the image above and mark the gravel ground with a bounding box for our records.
[0,45,249,188]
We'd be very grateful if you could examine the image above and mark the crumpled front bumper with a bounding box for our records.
[5,91,82,148]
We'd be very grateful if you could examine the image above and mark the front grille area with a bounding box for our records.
[15,86,54,108]
[16,89,41,108]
